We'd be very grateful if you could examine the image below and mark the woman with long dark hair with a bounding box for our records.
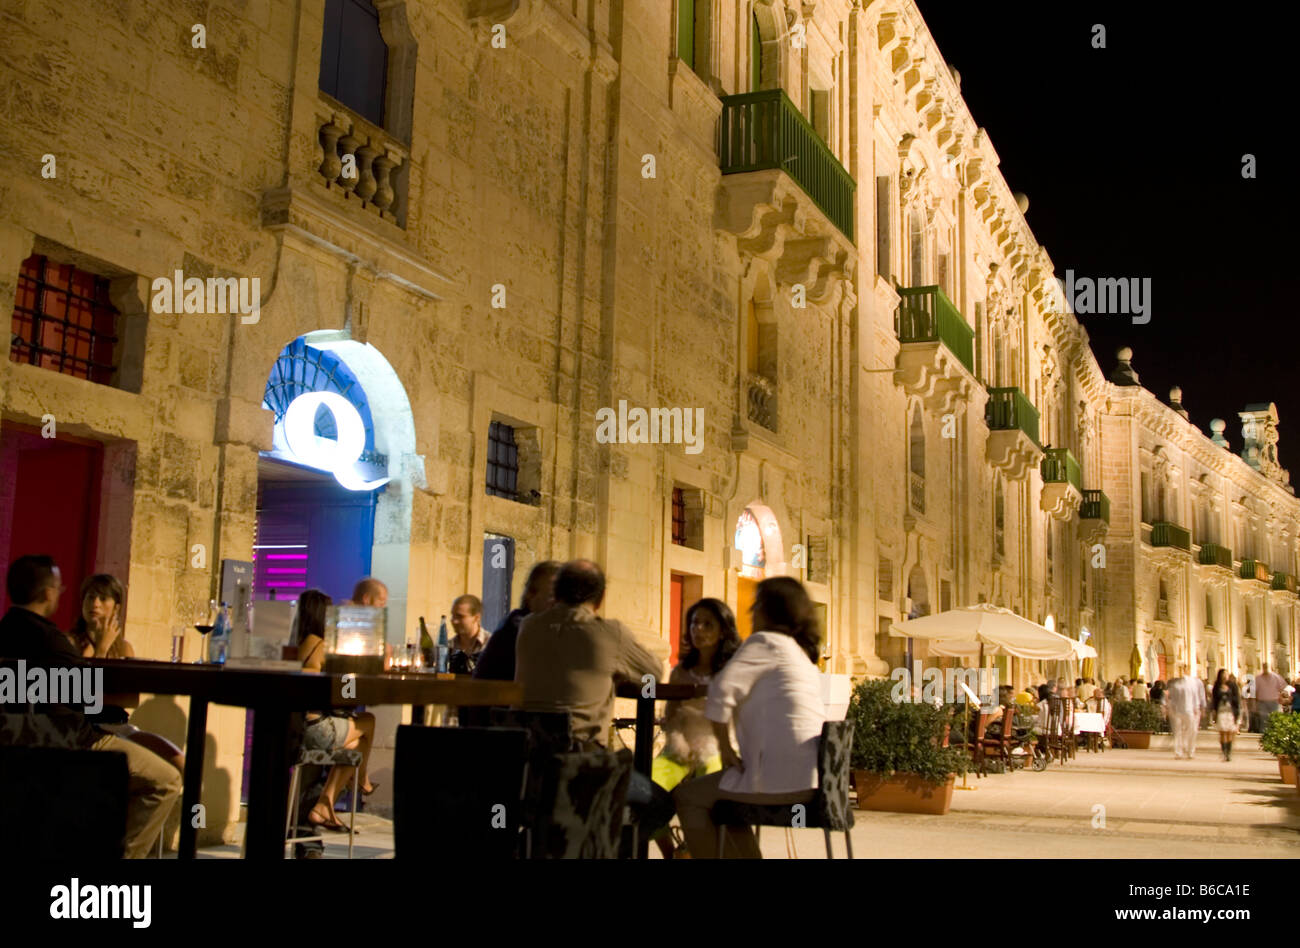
[69,574,133,658]
[295,589,377,831]
[1211,669,1240,761]
[649,598,742,858]
[673,576,827,858]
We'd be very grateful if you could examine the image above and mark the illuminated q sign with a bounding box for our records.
[280,391,390,492]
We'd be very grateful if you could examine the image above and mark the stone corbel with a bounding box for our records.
[465,0,545,41]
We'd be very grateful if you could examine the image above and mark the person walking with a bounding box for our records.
[1166,665,1206,760]
[1211,669,1240,761]
[1255,663,1287,728]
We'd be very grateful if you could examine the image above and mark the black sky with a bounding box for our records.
[914,1,1298,473]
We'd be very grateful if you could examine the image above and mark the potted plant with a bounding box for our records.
[1111,699,1163,749]
[848,679,969,815]
[1259,711,1300,784]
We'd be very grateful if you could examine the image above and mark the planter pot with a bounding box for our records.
[853,771,955,815]
[1280,758,1297,785]
[1114,729,1152,749]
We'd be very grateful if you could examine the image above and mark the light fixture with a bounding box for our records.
[280,391,390,491]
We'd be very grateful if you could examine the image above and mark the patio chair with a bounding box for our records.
[530,748,633,858]
[0,744,128,859]
[393,725,530,860]
[1045,697,1069,764]
[487,709,578,857]
[978,706,1016,774]
[284,745,363,859]
[712,720,855,859]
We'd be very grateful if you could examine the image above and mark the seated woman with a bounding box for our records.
[68,574,184,773]
[295,589,377,831]
[649,598,741,858]
[673,577,825,859]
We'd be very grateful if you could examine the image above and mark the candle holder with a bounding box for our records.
[323,605,386,676]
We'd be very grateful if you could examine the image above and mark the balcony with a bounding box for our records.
[1272,572,1297,595]
[715,91,856,307]
[1039,448,1082,521]
[1196,542,1233,587]
[746,373,776,431]
[985,387,1042,481]
[1240,559,1271,587]
[1150,521,1191,552]
[718,90,854,241]
[315,98,408,226]
[893,285,978,413]
[1079,489,1110,543]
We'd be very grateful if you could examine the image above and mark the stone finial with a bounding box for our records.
[1110,346,1140,386]
[1239,403,1290,487]
[1210,419,1229,449]
[1169,386,1189,420]
[1013,192,1029,214]
[949,65,961,89]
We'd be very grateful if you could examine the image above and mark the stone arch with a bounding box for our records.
[752,1,793,92]
[906,563,930,617]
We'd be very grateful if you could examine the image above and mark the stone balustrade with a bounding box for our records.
[315,100,408,225]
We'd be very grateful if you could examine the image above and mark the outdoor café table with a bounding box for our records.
[1074,712,1105,734]
[86,658,520,860]
[614,679,708,859]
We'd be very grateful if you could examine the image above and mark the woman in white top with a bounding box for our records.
[673,577,826,858]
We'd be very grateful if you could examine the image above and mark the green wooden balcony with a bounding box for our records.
[1040,448,1082,491]
[718,89,856,242]
[986,388,1040,446]
[1079,489,1110,523]
[1151,521,1191,552]
[1240,559,1271,583]
[895,285,974,374]
[1272,571,1297,593]
[1198,542,1233,569]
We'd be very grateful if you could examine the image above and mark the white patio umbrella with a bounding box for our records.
[890,603,1090,661]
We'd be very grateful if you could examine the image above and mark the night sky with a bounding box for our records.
[915,1,1296,474]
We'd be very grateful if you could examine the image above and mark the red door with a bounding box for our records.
[0,423,102,631]
[669,574,684,666]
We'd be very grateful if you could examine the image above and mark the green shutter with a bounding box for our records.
[678,0,695,70]
[751,12,761,90]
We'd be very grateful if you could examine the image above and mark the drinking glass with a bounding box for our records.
[193,599,216,663]
[170,629,186,663]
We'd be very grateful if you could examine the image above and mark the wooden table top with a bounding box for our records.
[614,681,709,701]
[75,658,522,709]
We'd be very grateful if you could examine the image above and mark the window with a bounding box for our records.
[875,177,892,281]
[877,556,893,601]
[1046,521,1054,586]
[1141,472,1152,523]
[10,255,119,385]
[810,89,831,144]
[677,0,699,71]
[481,533,514,635]
[994,478,1005,558]
[671,487,687,546]
[908,404,925,513]
[909,210,925,285]
[750,10,762,90]
[486,421,519,500]
[319,0,388,128]
[1206,592,1214,629]
[974,302,984,382]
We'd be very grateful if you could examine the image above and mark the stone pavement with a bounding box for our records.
[193,730,1300,859]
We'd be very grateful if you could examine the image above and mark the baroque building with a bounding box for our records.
[2,0,1296,841]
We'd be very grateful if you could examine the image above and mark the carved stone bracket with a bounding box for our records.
[1078,517,1108,547]
[716,169,856,305]
[895,343,977,414]
[1197,562,1233,590]
[1040,481,1082,522]
[465,0,545,39]
[986,429,1042,481]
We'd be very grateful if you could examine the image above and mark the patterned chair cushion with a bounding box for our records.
[297,747,363,768]
[533,749,632,859]
[0,709,97,750]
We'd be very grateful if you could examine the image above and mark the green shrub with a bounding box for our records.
[1259,712,1300,761]
[1111,699,1163,732]
[847,679,970,784]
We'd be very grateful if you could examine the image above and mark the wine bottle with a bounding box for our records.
[436,615,449,674]
[419,616,434,668]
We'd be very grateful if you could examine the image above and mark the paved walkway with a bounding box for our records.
[194,730,1300,859]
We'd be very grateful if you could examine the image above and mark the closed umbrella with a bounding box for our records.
[1081,656,1095,680]
[1129,644,1143,681]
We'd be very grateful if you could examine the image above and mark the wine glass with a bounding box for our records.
[193,598,216,663]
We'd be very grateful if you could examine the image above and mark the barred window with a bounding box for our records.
[486,421,519,500]
[10,255,118,385]
[671,487,687,546]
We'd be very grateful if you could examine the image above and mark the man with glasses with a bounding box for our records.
[0,554,181,857]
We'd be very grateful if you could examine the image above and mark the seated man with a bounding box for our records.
[0,555,182,858]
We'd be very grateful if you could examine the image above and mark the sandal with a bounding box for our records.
[307,807,355,833]
[361,781,380,796]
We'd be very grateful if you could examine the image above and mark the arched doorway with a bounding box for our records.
[734,503,784,639]
[1155,639,1168,682]
[254,331,418,640]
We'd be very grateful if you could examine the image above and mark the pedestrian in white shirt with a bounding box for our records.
[1166,665,1207,759]
[674,577,826,859]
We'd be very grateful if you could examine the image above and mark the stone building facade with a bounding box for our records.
[2,0,1296,841]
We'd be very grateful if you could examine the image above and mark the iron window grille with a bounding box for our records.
[487,421,520,500]
[672,487,687,546]
[10,255,118,385]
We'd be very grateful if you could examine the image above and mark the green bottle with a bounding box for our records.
[419,616,435,668]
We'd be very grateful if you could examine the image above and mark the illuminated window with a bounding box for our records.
[9,255,118,385]
[735,508,766,577]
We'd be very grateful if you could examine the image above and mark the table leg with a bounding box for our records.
[245,705,293,860]
[634,694,653,860]
[178,696,208,860]
[411,704,427,725]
